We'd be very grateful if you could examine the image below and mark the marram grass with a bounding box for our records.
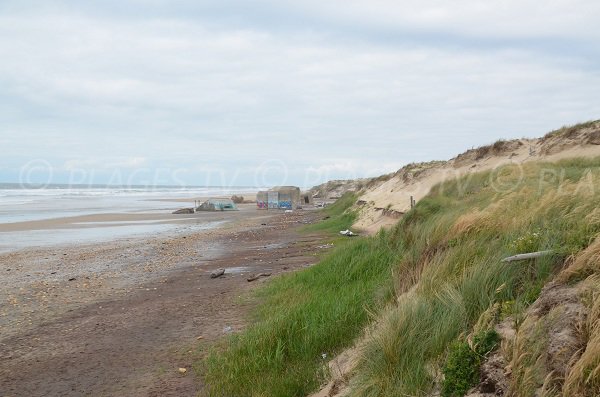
[201,157,600,397]
[202,192,398,397]
[351,157,600,397]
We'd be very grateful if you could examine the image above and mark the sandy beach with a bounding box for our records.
[0,205,326,396]
[0,189,260,253]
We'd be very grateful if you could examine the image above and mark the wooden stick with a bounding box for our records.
[501,250,553,263]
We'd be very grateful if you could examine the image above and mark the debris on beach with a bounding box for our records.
[247,273,271,282]
[172,208,194,214]
[210,268,226,278]
[339,229,356,237]
[223,326,233,333]
[316,243,334,249]
[178,367,187,374]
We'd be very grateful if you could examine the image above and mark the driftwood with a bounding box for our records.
[210,268,226,278]
[247,273,271,282]
[501,250,553,263]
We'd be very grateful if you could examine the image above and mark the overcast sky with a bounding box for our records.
[1,0,599,187]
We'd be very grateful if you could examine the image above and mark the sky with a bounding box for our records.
[1,0,599,188]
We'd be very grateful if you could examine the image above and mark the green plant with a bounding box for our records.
[351,157,600,396]
[441,330,500,397]
[203,231,398,397]
[509,229,542,253]
[201,155,600,397]
[473,329,500,356]
[442,341,479,397]
[303,192,358,234]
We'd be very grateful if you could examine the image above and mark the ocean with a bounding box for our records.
[0,184,259,252]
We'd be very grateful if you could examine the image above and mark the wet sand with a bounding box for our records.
[0,202,260,253]
[0,212,198,232]
[0,207,327,396]
[0,199,256,233]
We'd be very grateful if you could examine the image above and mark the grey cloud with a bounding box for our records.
[0,1,599,186]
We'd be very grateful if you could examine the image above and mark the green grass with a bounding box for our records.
[202,191,395,397]
[441,329,500,397]
[350,157,600,396]
[303,192,358,234]
[201,157,600,397]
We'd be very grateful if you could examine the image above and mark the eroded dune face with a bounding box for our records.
[352,121,600,234]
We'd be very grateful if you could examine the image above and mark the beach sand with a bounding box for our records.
[0,206,326,396]
[0,193,259,233]
[0,211,222,232]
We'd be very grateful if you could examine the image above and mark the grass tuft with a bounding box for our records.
[441,329,500,397]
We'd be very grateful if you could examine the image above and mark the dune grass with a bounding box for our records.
[302,192,358,234]
[202,157,600,397]
[202,191,395,397]
[350,157,600,396]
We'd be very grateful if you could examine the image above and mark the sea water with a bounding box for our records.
[0,184,258,252]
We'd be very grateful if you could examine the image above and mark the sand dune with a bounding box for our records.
[352,121,600,233]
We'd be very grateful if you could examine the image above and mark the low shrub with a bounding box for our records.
[441,330,500,397]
